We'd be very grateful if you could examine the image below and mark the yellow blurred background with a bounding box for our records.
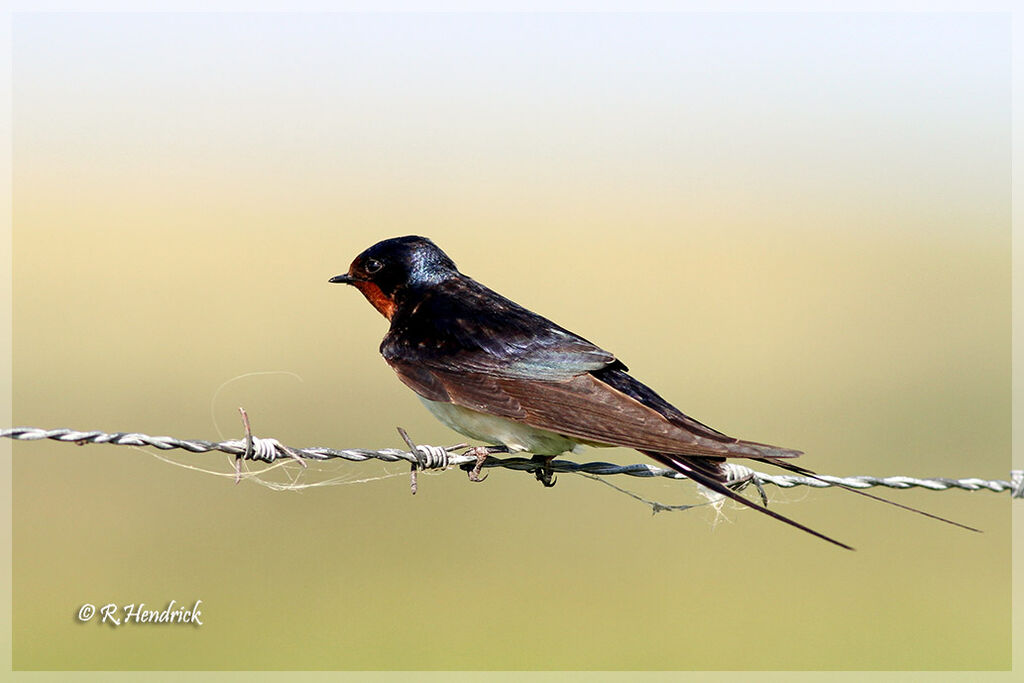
[10,12,1009,670]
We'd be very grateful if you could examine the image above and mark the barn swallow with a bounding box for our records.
[331,236,977,550]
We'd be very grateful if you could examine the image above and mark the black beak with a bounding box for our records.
[329,273,357,284]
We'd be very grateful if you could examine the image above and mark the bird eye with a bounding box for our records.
[364,258,383,274]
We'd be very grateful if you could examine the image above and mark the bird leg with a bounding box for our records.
[532,455,557,488]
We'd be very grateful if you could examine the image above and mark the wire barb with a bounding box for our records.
[396,426,452,494]
[2,425,1019,498]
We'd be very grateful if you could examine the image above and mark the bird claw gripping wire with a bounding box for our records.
[531,455,557,488]
[463,446,492,483]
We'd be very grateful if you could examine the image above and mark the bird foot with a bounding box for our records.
[466,446,490,483]
[532,455,557,488]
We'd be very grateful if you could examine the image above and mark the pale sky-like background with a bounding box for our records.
[4,7,1016,676]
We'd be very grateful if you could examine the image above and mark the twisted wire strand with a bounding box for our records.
[3,426,1020,498]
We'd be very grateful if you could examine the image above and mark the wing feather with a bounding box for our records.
[390,361,794,458]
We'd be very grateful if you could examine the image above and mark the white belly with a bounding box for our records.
[418,398,587,456]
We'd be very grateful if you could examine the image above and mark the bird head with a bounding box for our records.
[329,235,458,319]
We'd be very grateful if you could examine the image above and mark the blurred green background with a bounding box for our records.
[11,12,1009,670]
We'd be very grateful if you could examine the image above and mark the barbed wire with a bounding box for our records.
[3,424,1021,501]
